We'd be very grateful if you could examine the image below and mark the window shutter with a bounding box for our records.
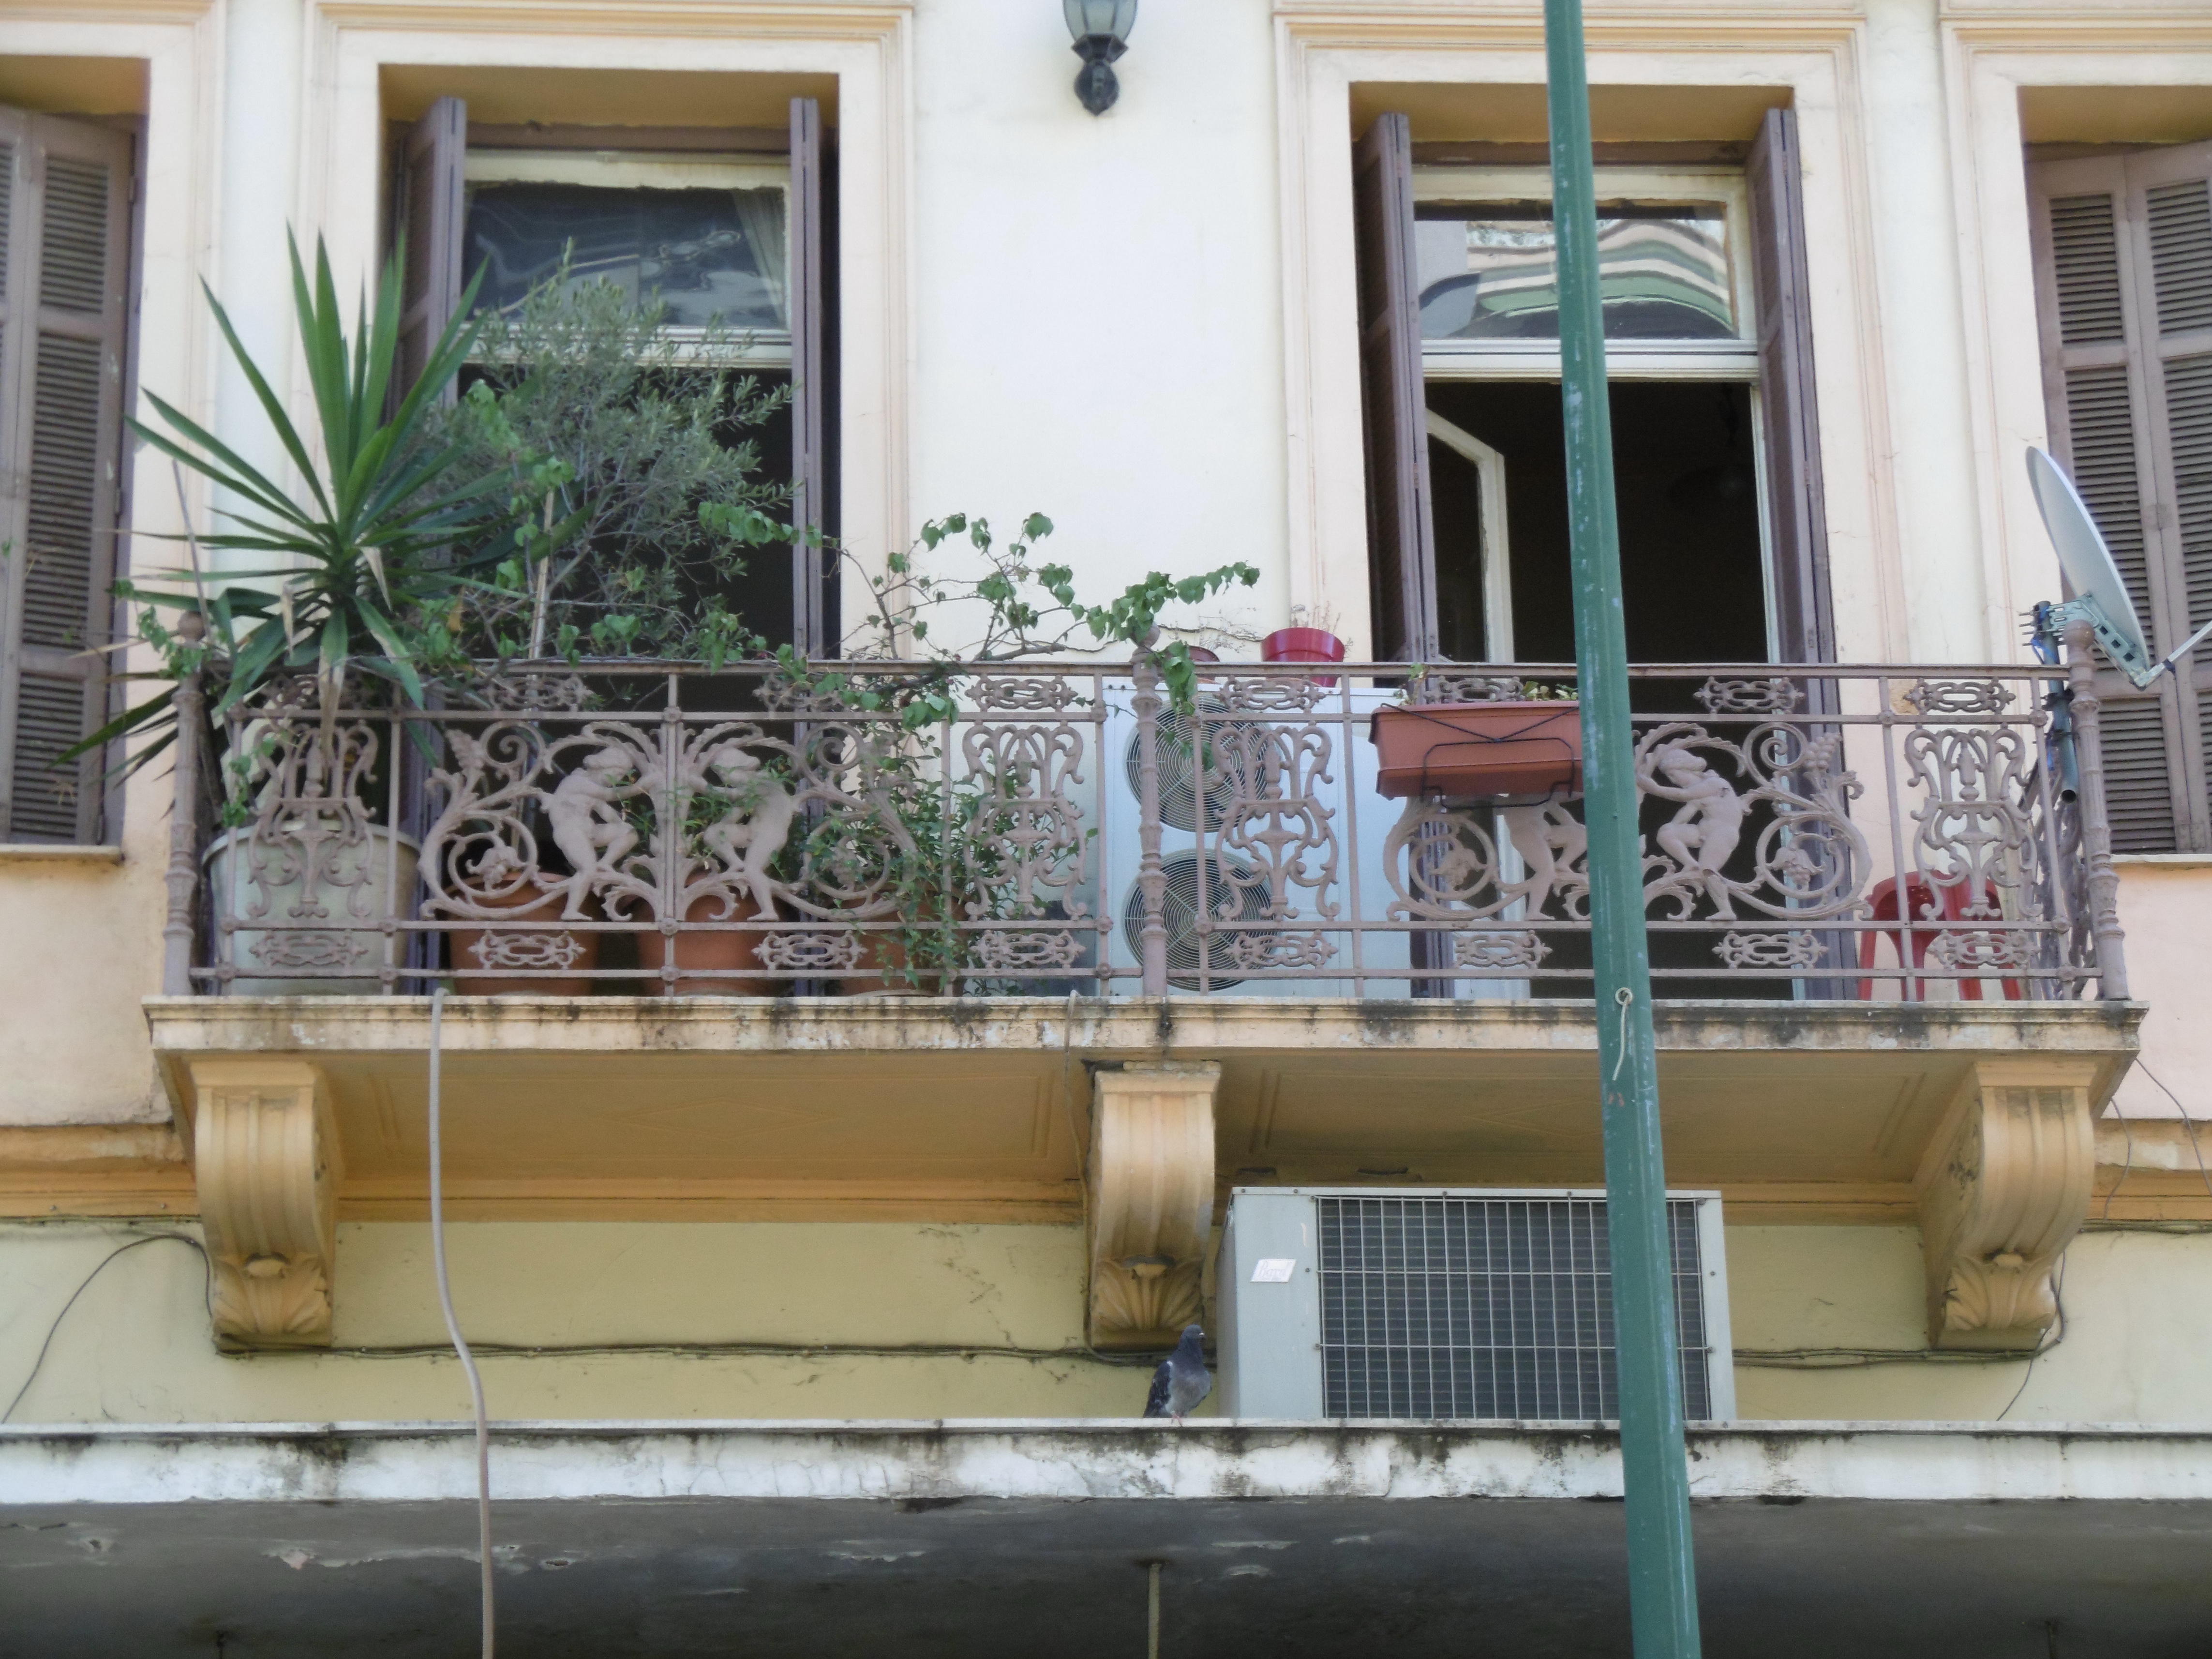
[789,96,837,657]
[0,111,131,843]
[393,97,466,404]
[1353,113,1438,662]
[2031,141,2212,850]
[1746,108,1835,667]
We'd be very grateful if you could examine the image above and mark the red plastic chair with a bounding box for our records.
[1858,874,2022,1001]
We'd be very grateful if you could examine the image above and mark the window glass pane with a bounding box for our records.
[1415,206,1735,341]
[465,183,788,331]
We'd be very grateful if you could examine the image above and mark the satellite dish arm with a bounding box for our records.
[2154,616,2212,684]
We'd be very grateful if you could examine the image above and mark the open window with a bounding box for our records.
[0,108,133,842]
[2028,139,2212,853]
[388,93,838,653]
[1354,108,1830,673]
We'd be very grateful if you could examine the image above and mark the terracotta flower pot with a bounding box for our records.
[837,911,948,997]
[640,892,774,996]
[1369,701,1584,802]
[448,883,600,996]
[1261,627,1348,688]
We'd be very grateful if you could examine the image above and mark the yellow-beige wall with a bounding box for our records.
[5,1220,2210,1425]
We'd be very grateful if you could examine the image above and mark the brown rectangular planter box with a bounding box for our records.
[1369,701,1584,802]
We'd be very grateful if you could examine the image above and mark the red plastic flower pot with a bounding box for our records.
[1261,627,1348,687]
[1369,701,1584,802]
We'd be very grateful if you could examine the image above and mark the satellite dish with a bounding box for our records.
[2027,447,2212,686]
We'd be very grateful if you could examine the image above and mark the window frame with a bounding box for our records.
[1412,164,1762,384]
[1411,161,1777,662]
[461,146,797,370]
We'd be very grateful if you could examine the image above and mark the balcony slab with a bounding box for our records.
[3,1419,2209,1657]
[138,996,2141,1225]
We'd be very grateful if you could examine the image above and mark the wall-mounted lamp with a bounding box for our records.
[1064,0,1138,116]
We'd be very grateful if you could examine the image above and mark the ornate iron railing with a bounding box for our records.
[161,654,2128,1001]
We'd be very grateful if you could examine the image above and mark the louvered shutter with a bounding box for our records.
[1747,109,1835,669]
[788,96,838,657]
[2031,142,2212,850]
[0,112,131,843]
[392,97,466,405]
[1353,114,1439,662]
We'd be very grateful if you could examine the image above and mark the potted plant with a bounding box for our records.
[752,512,1260,994]
[443,847,602,996]
[88,234,518,993]
[1261,605,1347,687]
[1369,678,1583,803]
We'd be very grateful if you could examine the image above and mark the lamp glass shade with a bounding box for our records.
[1063,0,1136,43]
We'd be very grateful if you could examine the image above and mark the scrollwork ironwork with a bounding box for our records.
[1714,931,1824,969]
[1695,677,1802,714]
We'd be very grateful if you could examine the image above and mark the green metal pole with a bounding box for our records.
[1540,0,1704,1653]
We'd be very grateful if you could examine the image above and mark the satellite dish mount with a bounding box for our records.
[2027,446,2212,686]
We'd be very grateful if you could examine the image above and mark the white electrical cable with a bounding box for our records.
[428,986,495,1657]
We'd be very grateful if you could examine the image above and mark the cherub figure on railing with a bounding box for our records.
[545,745,645,920]
[1643,740,1750,920]
[693,742,797,920]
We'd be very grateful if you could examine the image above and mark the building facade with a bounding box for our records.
[1,0,2210,1651]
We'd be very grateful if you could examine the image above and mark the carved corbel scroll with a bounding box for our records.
[188,1060,340,1349]
[1915,1058,2099,1349]
[1088,1061,1219,1350]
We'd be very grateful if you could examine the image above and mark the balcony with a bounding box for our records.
[141,659,2141,1353]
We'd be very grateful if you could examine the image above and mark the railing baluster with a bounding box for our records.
[2063,623,2131,1001]
[1131,651,1169,997]
[161,618,207,997]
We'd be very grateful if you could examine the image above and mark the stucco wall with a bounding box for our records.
[6,1219,2210,1426]
[2107,862,2212,1122]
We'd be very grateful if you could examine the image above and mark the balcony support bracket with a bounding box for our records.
[1087,1061,1219,1351]
[187,1059,340,1350]
[1915,1057,2099,1350]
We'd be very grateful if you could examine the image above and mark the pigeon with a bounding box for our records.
[1143,1324,1212,1421]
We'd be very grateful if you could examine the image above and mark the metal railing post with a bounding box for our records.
[1132,650,1169,996]
[161,618,207,997]
[1543,0,1703,1650]
[2064,622,2130,1000]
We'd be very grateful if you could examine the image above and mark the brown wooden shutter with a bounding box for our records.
[1353,113,1438,663]
[392,96,466,404]
[2031,141,2212,850]
[0,111,131,843]
[1747,108,1835,668]
[788,96,837,656]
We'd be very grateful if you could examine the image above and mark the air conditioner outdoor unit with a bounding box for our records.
[1216,1187,1735,1421]
[1091,681,1489,996]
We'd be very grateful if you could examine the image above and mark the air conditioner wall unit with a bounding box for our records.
[1216,1187,1735,1421]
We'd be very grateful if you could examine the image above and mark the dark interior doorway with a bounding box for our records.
[1425,380,1769,666]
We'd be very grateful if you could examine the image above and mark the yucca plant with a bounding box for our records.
[80,232,517,771]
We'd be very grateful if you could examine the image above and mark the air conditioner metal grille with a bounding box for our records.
[1315,1195,1712,1420]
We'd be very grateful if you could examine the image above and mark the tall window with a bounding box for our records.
[1354,109,1829,674]
[389,95,838,654]
[0,108,132,843]
[2029,141,2212,853]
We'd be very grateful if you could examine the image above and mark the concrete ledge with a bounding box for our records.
[144,995,2145,1060]
[10,1419,2210,1656]
[8,1418,2212,1506]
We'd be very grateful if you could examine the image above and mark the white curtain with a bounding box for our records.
[732,187,789,329]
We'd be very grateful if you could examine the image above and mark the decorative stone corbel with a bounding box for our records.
[188,1059,340,1349]
[1087,1061,1219,1350]
[1915,1057,2099,1349]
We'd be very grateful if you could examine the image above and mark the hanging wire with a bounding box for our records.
[429,986,495,1657]
[2131,1063,2212,1200]
[1,1232,211,1422]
